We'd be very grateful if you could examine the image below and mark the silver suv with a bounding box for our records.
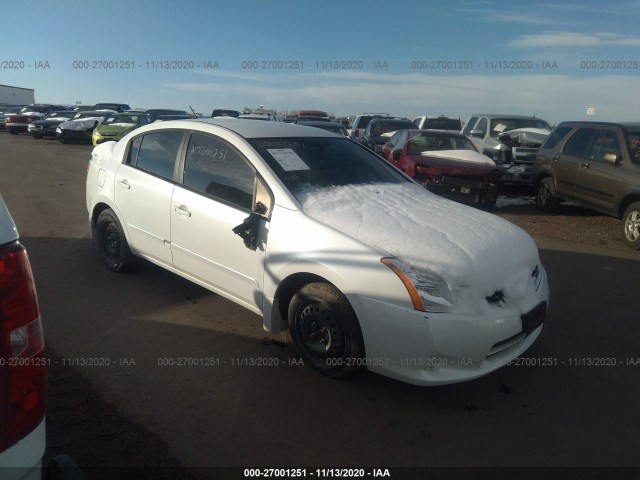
[533,121,640,249]
[462,114,552,184]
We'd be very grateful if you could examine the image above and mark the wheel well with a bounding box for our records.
[619,195,640,219]
[274,273,332,325]
[534,172,551,187]
[90,203,112,236]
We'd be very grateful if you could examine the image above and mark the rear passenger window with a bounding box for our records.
[182,133,255,210]
[132,131,183,180]
[542,126,572,150]
[563,128,597,158]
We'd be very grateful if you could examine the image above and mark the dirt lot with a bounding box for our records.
[40,185,636,479]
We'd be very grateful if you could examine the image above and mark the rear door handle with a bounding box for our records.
[117,179,130,190]
[174,205,191,217]
[579,163,591,169]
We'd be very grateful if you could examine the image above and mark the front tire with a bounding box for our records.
[288,282,365,378]
[95,209,133,272]
[536,178,560,212]
[622,202,640,249]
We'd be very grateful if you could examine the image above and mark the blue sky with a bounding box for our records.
[3,0,640,124]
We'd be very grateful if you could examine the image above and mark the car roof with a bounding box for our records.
[298,121,346,127]
[556,121,640,129]
[411,129,467,136]
[152,117,338,138]
[469,113,545,119]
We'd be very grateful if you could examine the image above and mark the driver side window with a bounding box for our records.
[182,133,256,211]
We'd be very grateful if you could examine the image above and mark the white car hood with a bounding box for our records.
[501,127,550,144]
[60,117,103,130]
[420,149,496,166]
[298,182,540,313]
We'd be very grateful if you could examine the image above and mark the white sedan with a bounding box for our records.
[86,118,549,386]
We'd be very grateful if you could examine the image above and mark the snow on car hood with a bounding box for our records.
[420,149,496,166]
[59,117,103,130]
[501,128,550,145]
[298,182,541,313]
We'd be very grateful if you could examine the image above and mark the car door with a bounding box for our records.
[170,132,268,313]
[114,130,185,266]
[572,128,624,214]
[554,127,597,199]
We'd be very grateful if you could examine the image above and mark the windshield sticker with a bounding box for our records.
[267,148,310,171]
[493,123,507,132]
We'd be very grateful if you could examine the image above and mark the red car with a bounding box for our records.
[4,104,67,135]
[381,129,500,208]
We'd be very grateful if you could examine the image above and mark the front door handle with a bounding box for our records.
[174,205,191,217]
[579,163,591,169]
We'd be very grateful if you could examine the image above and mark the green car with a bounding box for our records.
[92,112,152,146]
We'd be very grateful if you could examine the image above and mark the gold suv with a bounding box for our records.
[533,121,640,249]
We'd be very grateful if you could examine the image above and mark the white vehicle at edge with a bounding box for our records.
[0,195,46,480]
[85,118,550,386]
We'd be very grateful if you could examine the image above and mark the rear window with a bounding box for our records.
[422,118,462,130]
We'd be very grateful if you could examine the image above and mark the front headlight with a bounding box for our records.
[382,258,454,313]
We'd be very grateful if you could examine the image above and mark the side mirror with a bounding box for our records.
[232,204,265,251]
[603,153,622,166]
[470,129,485,138]
[392,150,401,161]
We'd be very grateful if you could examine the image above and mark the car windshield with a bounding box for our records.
[249,137,409,200]
[627,131,640,164]
[422,118,462,130]
[103,114,139,124]
[73,112,108,119]
[407,133,477,153]
[47,112,74,119]
[20,106,50,114]
[489,118,551,137]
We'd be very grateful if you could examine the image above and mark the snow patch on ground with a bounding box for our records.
[496,195,535,208]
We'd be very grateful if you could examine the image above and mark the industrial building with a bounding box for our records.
[0,84,35,105]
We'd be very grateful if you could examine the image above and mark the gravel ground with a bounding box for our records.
[494,186,629,252]
[42,185,636,478]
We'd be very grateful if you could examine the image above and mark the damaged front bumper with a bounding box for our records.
[346,265,549,386]
[417,170,498,207]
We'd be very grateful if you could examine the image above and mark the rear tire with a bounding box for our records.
[288,282,365,378]
[536,178,560,212]
[95,209,133,272]
[622,202,640,249]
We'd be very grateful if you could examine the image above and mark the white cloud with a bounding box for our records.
[159,71,640,123]
[509,31,640,47]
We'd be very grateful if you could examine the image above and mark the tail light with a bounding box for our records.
[0,241,46,453]
[353,129,360,138]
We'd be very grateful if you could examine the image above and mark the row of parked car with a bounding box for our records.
[3,103,640,249]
